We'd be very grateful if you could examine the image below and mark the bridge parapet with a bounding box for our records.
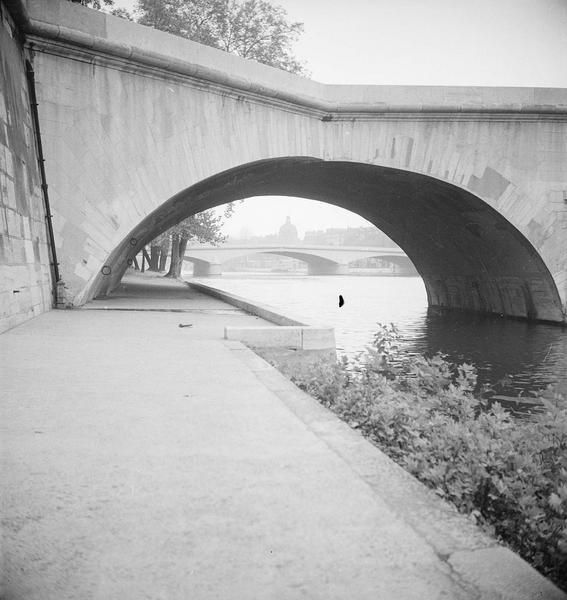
[183,245,412,276]
[184,245,408,262]
[18,0,567,118]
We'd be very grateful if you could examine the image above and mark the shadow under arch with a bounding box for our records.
[89,157,564,323]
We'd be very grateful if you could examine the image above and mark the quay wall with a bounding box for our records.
[0,0,52,333]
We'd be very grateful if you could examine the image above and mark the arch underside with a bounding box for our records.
[94,158,564,323]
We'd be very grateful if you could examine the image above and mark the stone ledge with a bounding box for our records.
[224,325,335,350]
[188,281,310,326]
[188,281,336,350]
[448,547,566,600]
[10,0,567,116]
[225,325,301,348]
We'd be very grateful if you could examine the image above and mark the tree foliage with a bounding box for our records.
[143,205,234,278]
[69,0,308,75]
[110,7,134,19]
[169,208,229,243]
[136,0,307,75]
[70,0,114,8]
[69,0,135,19]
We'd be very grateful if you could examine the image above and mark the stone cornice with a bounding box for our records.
[8,0,567,121]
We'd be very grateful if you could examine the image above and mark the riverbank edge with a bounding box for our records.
[228,342,566,600]
[184,281,565,597]
[186,280,336,350]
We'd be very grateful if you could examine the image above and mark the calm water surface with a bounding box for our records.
[189,273,567,397]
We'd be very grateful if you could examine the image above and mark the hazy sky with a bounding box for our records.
[221,197,373,239]
[111,0,567,238]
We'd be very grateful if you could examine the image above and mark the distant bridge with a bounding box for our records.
[183,245,415,276]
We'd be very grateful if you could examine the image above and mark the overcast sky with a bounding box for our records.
[111,0,567,238]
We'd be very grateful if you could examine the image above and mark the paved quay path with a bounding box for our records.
[2,275,565,600]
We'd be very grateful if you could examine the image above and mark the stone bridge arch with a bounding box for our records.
[90,157,564,322]
[22,0,566,322]
[184,257,223,278]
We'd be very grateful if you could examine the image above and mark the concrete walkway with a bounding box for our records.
[1,275,564,599]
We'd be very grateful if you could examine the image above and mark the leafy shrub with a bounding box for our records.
[268,325,567,590]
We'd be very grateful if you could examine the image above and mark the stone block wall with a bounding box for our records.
[0,1,52,333]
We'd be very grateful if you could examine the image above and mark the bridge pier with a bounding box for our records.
[193,262,222,277]
[307,263,349,276]
[392,262,420,276]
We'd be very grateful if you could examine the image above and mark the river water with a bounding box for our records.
[188,273,567,398]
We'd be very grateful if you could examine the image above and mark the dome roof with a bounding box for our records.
[278,216,299,244]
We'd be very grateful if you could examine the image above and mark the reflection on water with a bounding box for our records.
[188,273,567,397]
[414,310,567,397]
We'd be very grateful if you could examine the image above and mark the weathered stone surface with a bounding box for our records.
[0,1,52,333]
[225,325,303,348]
[448,547,566,600]
[225,325,336,350]
[301,327,336,350]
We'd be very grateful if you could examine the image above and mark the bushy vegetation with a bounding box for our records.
[266,324,567,590]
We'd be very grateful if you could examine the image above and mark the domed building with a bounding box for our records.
[278,216,299,245]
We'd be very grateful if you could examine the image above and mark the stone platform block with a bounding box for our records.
[301,327,336,350]
[225,325,336,350]
[225,326,303,348]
